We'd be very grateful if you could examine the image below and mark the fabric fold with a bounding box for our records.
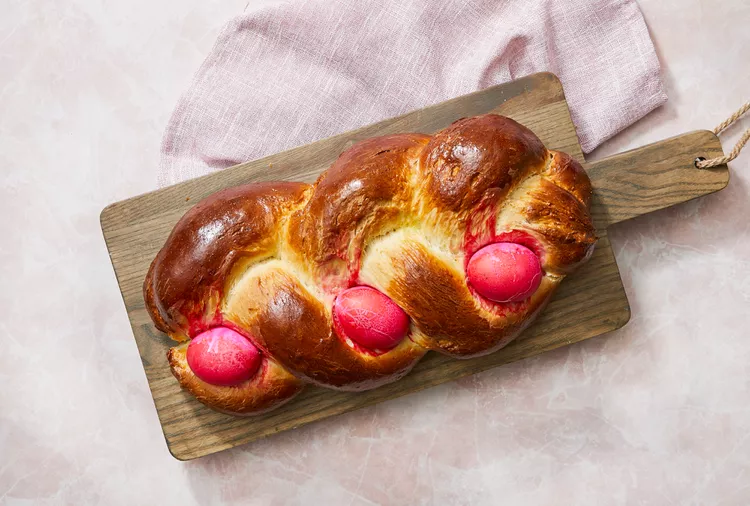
[158,0,666,188]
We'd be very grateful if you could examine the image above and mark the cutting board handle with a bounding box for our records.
[586,130,730,228]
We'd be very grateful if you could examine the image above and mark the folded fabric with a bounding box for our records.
[158,0,666,188]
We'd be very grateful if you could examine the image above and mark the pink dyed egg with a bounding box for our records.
[467,242,542,303]
[333,286,410,351]
[186,327,262,386]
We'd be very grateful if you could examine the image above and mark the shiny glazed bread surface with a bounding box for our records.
[144,114,597,415]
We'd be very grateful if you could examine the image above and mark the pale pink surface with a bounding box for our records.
[157,0,666,186]
[187,328,262,386]
[467,243,543,303]
[1,1,750,505]
[334,286,410,351]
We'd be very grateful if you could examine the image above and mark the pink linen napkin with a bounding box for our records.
[158,0,666,188]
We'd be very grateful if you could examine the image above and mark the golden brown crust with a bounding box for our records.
[222,266,427,390]
[544,151,593,208]
[420,114,548,214]
[372,240,559,357]
[288,134,430,288]
[143,182,309,337]
[524,179,597,273]
[144,113,597,416]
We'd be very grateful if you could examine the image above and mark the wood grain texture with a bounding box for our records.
[100,72,728,460]
[588,130,729,227]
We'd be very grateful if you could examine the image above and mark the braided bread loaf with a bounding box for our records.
[144,114,597,416]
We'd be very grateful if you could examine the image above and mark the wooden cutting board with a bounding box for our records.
[101,72,729,461]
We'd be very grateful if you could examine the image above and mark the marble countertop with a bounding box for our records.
[2,1,749,504]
